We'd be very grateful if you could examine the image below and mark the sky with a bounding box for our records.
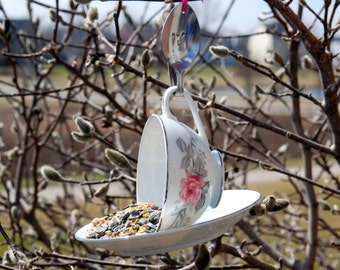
[0,0,275,34]
[0,0,338,39]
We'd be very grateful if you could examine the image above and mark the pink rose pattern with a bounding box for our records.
[180,169,207,206]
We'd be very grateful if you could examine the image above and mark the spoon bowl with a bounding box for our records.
[162,3,200,95]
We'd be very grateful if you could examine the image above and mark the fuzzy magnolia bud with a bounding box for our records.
[5,146,20,160]
[70,209,80,227]
[52,131,62,146]
[301,55,313,70]
[94,183,109,197]
[71,131,92,143]
[270,198,289,212]
[75,116,94,135]
[250,195,289,216]
[87,6,98,21]
[0,19,10,36]
[101,105,114,127]
[249,203,266,216]
[4,19,10,34]
[273,51,284,67]
[2,251,11,265]
[32,16,40,32]
[49,9,57,22]
[141,49,151,68]
[331,204,340,215]
[209,108,218,132]
[40,165,64,182]
[69,0,78,9]
[250,128,260,141]
[2,249,27,266]
[50,230,61,251]
[262,195,276,212]
[209,45,230,58]
[10,205,23,222]
[249,245,263,256]
[85,5,98,28]
[105,148,131,169]
[277,143,289,155]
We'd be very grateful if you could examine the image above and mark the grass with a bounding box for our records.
[0,63,322,92]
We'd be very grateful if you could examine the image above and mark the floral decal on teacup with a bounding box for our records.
[166,136,210,229]
[179,169,207,207]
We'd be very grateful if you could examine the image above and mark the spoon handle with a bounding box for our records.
[175,69,185,97]
[167,63,177,86]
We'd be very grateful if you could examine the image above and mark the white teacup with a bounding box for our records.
[136,86,224,231]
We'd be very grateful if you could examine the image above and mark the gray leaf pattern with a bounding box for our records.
[195,193,205,212]
[177,137,194,169]
[192,156,208,178]
[181,155,191,169]
[176,137,187,152]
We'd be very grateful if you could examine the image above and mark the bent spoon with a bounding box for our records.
[161,3,201,96]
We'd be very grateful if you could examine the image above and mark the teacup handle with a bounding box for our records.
[162,86,209,148]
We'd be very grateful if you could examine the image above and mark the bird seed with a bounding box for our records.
[85,202,161,239]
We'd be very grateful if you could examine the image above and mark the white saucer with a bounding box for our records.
[75,190,261,256]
